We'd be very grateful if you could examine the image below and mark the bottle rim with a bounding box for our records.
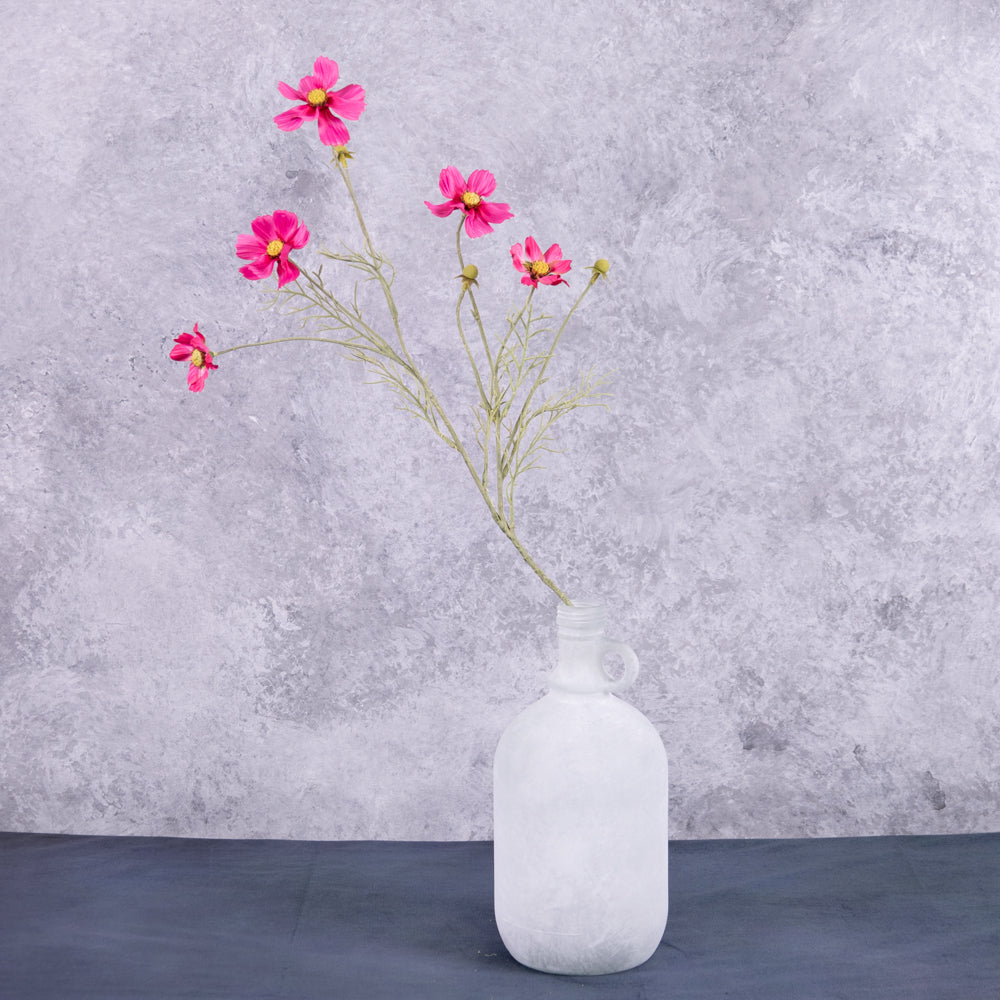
[557,599,607,635]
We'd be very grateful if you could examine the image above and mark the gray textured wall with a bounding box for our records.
[2,0,998,840]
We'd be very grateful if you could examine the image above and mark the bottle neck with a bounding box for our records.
[548,601,611,694]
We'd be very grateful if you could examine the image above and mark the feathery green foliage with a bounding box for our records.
[218,157,610,604]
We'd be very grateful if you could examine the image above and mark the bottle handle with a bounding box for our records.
[600,639,639,692]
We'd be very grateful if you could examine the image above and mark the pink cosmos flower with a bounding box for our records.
[236,211,310,288]
[170,323,218,393]
[510,237,572,288]
[274,57,366,146]
[424,167,514,239]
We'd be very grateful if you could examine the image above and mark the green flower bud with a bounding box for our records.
[587,258,611,282]
[455,263,479,290]
[331,145,354,166]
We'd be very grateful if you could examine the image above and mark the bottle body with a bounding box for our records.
[493,603,669,975]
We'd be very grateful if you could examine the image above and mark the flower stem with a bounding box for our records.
[454,292,489,416]
[455,222,494,376]
[503,280,595,474]
[275,156,576,605]
[213,335,353,358]
[336,159,375,257]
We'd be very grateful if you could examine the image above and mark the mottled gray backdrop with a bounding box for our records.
[2,0,998,840]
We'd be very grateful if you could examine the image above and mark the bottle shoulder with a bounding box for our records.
[498,689,663,745]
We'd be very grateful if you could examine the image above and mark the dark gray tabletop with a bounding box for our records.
[0,831,997,999]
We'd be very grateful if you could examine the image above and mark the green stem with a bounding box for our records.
[401,366,572,605]
[455,221,494,376]
[213,335,353,358]
[454,291,489,415]
[503,279,595,475]
[503,288,535,357]
[493,287,534,424]
[336,159,409,365]
[293,157,575,605]
[337,158,375,257]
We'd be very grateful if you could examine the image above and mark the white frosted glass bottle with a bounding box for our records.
[493,600,669,975]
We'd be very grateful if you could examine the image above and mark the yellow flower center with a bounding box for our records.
[190,349,205,369]
[529,260,551,278]
[266,239,284,258]
[306,88,328,108]
[461,191,482,208]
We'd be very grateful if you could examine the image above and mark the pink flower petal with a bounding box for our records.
[539,274,567,285]
[330,84,366,120]
[548,259,572,274]
[477,200,514,225]
[236,234,264,260]
[524,236,542,260]
[273,106,309,132]
[272,210,300,242]
[297,73,320,94]
[520,275,536,288]
[239,257,276,281]
[187,364,208,392]
[437,166,466,200]
[312,57,340,90]
[170,343,193,361]
[463,211,494,239]
[424,200,458,218]
[543,243,564,263]
[277,80,304,101]
[285,217,310,248]
[251,215,278,242]
[466,169,497,198]
[316,108,350,146]
[275,255,301,288]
